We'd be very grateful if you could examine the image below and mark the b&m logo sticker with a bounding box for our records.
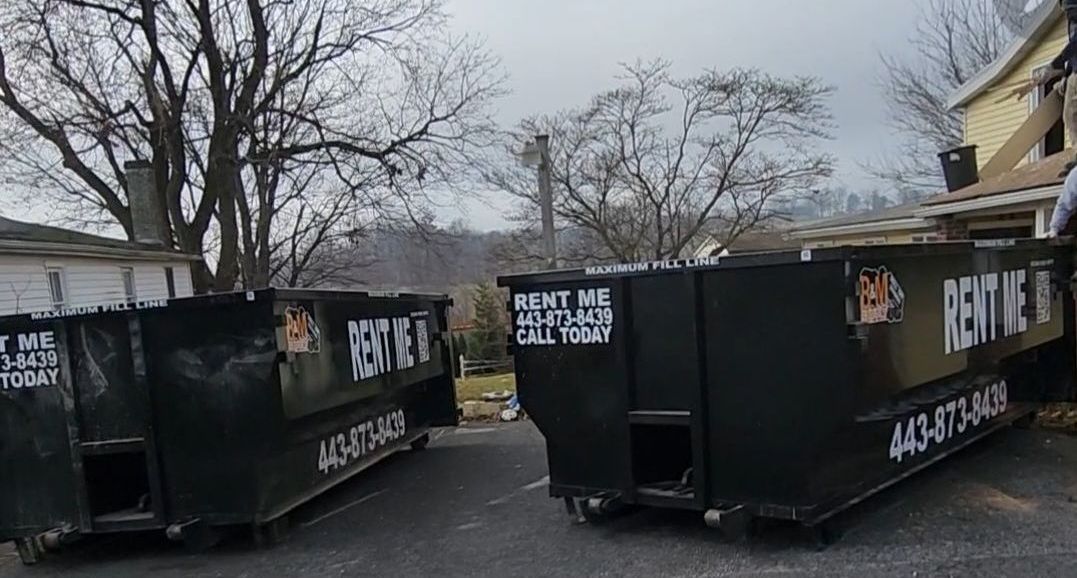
[859,267,905,325]
[285,305,322,354]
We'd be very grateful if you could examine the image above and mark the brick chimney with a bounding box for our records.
[124,160,169,247]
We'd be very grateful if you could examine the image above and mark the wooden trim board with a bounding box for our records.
[980,89,1063,180]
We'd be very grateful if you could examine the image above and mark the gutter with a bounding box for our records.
[790,217,931,240]
[0,239,202,262]
[914,185,1062,218]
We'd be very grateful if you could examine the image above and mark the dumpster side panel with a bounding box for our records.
[275,295,450,421]
[703,261,855,507]
[144,299,280,524]
[252,293,455,519]
[69,316,142,443]
[852,246,1065,399]
[630,275,700,411]
[806,245,1070,511]
[0,319,79,538]
[509,279,633,495]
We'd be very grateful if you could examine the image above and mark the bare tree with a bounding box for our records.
[803,186,859,219]
[870,0,1023,197]
[267,184,375,288]
[490,223,614,269]
[486,60,833,264]
[0,0,502,291]
[8,278,32,314]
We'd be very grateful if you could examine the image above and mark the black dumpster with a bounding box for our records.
[498,241,1076,536]
[0,288,457,562]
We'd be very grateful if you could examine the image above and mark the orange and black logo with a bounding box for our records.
[285,305,322,353]
[859,267,905,325]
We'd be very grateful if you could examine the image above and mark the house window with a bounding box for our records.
[911,234,940,243]
[45,267,66,310]
[120,267,137,303]
[164,267,176,299]
[1038,205,1054,237]
[1030,64,1066,162]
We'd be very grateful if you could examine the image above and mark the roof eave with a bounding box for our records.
[0,239,202,262]
[946,3,1060,111]
[915,184,1063,217]
[790,217,931,239]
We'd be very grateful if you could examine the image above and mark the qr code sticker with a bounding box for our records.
[415,319,430,363]
[1036,270,1051,325]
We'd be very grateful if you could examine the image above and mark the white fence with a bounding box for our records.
[459,356,513,378]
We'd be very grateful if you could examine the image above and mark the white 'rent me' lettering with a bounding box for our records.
[944,269,1027,355]
[0,330,61,390]
[347,314,421,382]
[512,287,615,346]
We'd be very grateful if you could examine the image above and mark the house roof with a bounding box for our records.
[947,1,1061,110]
[725,230,800,253]
[0,216,200,262]
[692,228,800,257]
[791,202,924,232]
[921,150,1068,207]
[789,201,932,240]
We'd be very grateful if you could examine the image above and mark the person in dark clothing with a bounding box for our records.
[1043,0,1077,176]
[1045,2,1077,237]
[1049,1,1077,73]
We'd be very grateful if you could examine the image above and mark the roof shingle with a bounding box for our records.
[0,216,196,260]
[922,151,1068,206]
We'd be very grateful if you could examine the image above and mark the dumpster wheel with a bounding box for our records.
[14,537,44,566]
[166,518,223,552]
[410,432,431,451]
[575,495,629,524]
[1013,411,1037,429]
[805,519,843,550]
[253,516,290,548]
[703,506,751,542]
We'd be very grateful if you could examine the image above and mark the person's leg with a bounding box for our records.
[1065,73,1077,161]
[1067,74,1077,146]
[1056,76,1077,177]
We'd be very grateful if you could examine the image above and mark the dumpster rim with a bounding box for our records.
[496,238,1063,286]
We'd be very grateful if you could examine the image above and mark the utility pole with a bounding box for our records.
[534,135,557,269]
[518,134,558,269]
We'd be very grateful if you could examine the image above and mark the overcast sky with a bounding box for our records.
[446,0,930,230]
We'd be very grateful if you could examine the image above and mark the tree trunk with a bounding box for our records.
[206,136,241,292]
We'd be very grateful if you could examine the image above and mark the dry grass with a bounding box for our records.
[456,373,516,402]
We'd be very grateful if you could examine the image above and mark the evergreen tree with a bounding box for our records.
[471,283,507,361]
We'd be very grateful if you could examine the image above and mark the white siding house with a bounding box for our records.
[0,216,198,316]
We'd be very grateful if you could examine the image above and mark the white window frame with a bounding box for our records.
[120,267,137,303]
[45,266,67,310]
[911,234,941,243]
[1029,63,1065,162]
[1030,64,1048,162]
[164,266,176,299]
[1036,203,1055,237]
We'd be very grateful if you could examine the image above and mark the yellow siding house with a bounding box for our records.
[793,1,1070,247]
[955,4,1070,167]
